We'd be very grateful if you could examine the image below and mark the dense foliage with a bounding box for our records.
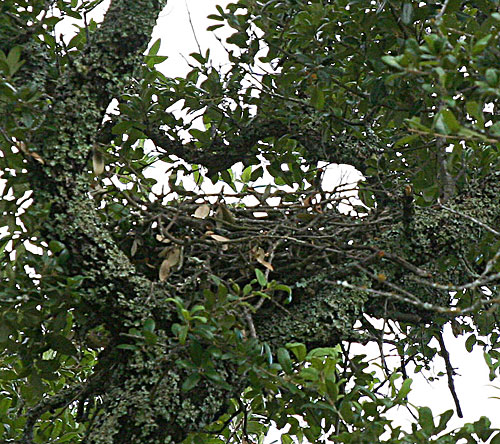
[1,0,500,443]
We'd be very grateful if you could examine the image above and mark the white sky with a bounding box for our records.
[27,0,500,439]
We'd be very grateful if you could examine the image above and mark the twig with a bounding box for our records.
[438,204,500,237]
[244,310,257,338]
[436,0,451,21]
[437,330,463,417]
[185,0,203,56]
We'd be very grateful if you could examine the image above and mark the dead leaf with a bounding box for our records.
[131,239,138,257]
[303,195,315,207]
[16,141,28,154]
[29,152,45,164]
[159,259,171,282]
[251,247,274,271]
[164,246,182,267]
[194,203,210,219]
[251,246,265,261]
[156,234,171,243]
[219,203,236,224]
[92,149,105,176]
[257,257,274,271]
[159,246,183,281]
[16,141,45,164]
[209,233,230,242]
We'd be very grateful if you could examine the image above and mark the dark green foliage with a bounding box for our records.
[1,0,499,443]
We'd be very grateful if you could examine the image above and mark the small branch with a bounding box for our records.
[436,0,451,21]
[438,204,500,237]
[437,330,463,418]
[407,127,499,144]
[22,384,84,444]
[185,0,202,56]
[244,310,258,339]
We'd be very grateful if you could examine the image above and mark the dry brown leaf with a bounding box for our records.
[131,239,138,257]
[159,246,183,281]
[219,203,236,224]
[303,195,315,207]
[210,234,230,242]
[194,203,210,219]
[256,256,274,271]
[159,259,171,282]
[251,247,274,271]
[156,234,171,244]
[92,150,105,176]
[30,152,45,164]
[164,246,182,267]
[15,141,28,153]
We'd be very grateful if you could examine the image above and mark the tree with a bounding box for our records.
[1,0,500,442]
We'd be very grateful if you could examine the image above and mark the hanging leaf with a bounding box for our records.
[159,246,183,281]
[131,239,138,257]
[92,149,105,176]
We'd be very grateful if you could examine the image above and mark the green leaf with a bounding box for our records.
[473,416,493,441]
[277,347,293,374]
[112,121,135,135]
[49,240,65,253]
[473,34,492,55]
[466,101,484,127]
[143,318,156,333]
[418,406,435,435]
[485,68,498,87]
[46,334,77,356]
[435,409,454,433]
[465,334,476,352]
[146,55,168,68]
[182,373,201,391]
[148,38,161,56]
[381,55,402,69]
[255,268,267,286]
[491,431,500,444]
[310,86,325,110]
[395,378,413,403]
[286,342,307,361]
[250,166,264,181]
[394,134,419,148]
[227,31,247,48]
[241,166,252,183]
[117,344,138,351]
[436,108,460,134]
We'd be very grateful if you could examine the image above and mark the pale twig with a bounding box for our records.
[438,204,500,237]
